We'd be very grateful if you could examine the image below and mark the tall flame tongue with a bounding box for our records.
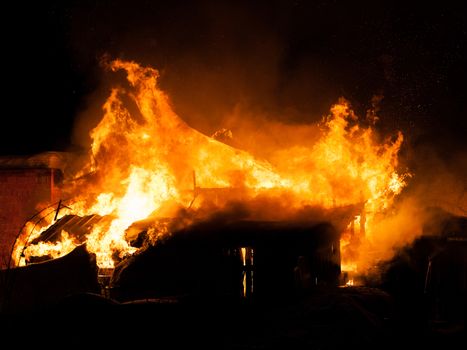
[17,59,408,273]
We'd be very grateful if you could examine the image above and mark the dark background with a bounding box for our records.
[1,0,466,167]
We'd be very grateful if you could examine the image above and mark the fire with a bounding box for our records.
[11,203,76,266]
[13,59,408,274]
[84,166,178,267]
[22,230,77,261]
[241,247,247,266]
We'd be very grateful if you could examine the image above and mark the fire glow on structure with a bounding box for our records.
[241,247,254,298]
[12,59,409,277]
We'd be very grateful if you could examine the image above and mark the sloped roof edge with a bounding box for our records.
[0,151,72,171]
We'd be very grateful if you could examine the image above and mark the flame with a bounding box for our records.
[11,203,76,267]
[241,247,247,266]
[346,279,354,287]
[15,59,408,273]
[22,230,78,261]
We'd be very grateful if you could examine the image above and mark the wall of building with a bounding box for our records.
[0,152,70,269]
[0,168,59,268]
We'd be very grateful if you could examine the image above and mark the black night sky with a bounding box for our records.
[1,2,467,339]
[2,0,466,173]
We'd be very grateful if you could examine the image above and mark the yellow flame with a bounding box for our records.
[22,230,78,261]
[241,247,247,266]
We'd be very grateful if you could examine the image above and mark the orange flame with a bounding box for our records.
[22,230,78,262]
[15,59,408,273]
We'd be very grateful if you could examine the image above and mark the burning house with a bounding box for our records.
[1,60,410,315]
[0,1,465,346]
[0,56,464,348]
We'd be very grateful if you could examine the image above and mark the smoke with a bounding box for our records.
[68,0,381,149]
[67,1,466,165]
[355,143,466,274]
[407,146,467,217]
[57,1,466,276]
[356,197,426,272]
